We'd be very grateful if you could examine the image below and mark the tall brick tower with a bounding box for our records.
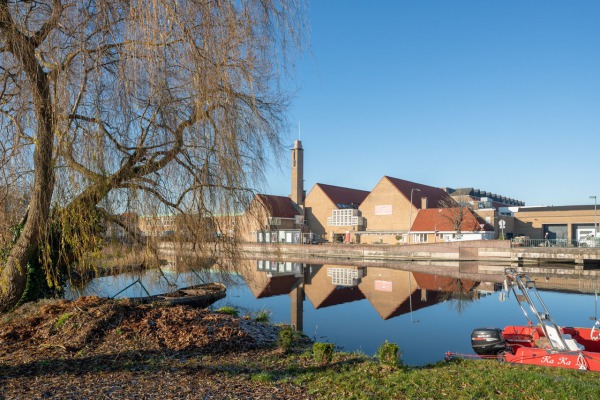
[291,140,304,208]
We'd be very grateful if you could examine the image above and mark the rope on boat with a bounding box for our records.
[580,352,600,369]
[447,350,600,371]
[445,352,504,362]
[110,278,151,299]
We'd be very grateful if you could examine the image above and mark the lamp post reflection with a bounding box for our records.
[408,272,419,323]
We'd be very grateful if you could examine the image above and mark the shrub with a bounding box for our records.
[216,306,238,317]
[313,342,335,365]
[254,308,270,323]
[278,326,295,352]
[376,340,402,368]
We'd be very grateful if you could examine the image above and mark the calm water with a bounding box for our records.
[66,260,600,366]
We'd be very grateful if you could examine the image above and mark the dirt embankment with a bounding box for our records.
[0,297,310,399]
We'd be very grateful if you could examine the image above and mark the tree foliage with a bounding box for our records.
[0,0,306,311]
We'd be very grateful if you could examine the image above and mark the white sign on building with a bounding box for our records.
[374,205,393,215]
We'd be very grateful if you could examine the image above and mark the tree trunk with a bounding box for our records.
[0,3,56,312]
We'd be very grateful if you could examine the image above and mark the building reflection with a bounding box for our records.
[304,265,365,309]
[235,259,497,331]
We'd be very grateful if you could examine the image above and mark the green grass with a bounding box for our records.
[253,308,271,323]
[54,312,72,330]
[209,342,600,399]
[216,306,238,317]
[194,333,600,399]
[292,357,600,399]
[250,371,274,382]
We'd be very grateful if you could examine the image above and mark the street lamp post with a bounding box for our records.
[591,195,598,237]
[407,188,420,244]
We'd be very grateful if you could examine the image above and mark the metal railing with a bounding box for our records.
[511,238,600,248]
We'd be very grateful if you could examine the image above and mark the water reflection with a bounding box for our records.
[236,260,501,331]
[66,265,210,300]
[66,258,600,366]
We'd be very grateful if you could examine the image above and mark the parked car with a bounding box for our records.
[512,235,530,247]
[578,234,600,248]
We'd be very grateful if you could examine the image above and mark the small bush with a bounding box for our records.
[313,342,335,365]
[278,326,295,352]
[216,306,238,317]
[376,340,402,368]
[254,308,270,323]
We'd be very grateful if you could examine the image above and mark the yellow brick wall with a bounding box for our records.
[238,198,297,241]
[305,185,363,241]
[358,177,416,233]
[304,185,336,239]
[513,209,597,241]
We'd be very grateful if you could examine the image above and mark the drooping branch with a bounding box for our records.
[30,0,63,48]
[0,0,306,312]
[95,206,147,247]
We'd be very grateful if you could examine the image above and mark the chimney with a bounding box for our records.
[421,197,428,209]
[291,140,304,208]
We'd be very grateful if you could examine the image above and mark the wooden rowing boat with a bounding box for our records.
[130,282,226,308]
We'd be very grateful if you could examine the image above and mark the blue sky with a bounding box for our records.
[264,1,600,207]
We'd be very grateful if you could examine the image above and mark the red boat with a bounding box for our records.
[467,269,600,372]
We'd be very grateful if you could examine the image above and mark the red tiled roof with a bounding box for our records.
[317,286,365,308]
[383,291,440,320]
[412,273,477,293]
[384,176,452,209]
[255,275,301,298]
[315,183,370,208]
[410,207,494,232]
[255,194,300,218]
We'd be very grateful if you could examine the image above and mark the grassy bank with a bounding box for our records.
[206,330,600,399]
[263,350,600,399]
[2,298,599,399]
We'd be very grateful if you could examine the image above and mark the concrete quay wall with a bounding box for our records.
[237,240,513,262]
[158,240,600,265]
[511,247,600,265]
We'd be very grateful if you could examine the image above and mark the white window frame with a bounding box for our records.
[413,233,428,243]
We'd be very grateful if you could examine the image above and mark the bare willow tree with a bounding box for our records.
[0,0,306,312]
[438,197,470,234]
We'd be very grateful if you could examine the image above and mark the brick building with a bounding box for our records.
[304,183,370,243]
[356,176,451,244]
[410,207,495,243]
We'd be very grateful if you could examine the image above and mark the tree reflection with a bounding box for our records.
[439,279,479,315]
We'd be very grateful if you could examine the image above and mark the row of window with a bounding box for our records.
[397,233,459,243]
[327,209,364,226]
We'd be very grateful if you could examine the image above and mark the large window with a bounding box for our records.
[327,209,364,227]
[544,224,567,240]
